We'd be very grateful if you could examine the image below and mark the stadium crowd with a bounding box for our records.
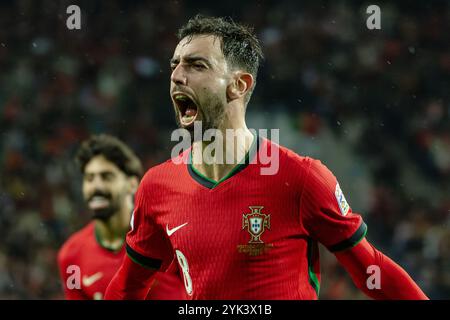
[0,0,448,299]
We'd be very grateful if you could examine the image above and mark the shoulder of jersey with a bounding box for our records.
[275,143,334,186]
[268,139,314,169]
[58,222,95,262]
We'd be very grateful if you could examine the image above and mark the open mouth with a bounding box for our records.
[88,195,110,210]
[173,93,198,126]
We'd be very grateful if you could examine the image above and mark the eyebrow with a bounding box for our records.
[170,55,212,68]
[84,170,115,176]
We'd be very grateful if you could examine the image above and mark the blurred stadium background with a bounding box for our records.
[0,0,448,299]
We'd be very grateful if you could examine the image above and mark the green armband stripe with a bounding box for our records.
[126,243,162,270]
[328,222,368,252]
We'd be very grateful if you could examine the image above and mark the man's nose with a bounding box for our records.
[90,176,106,190]
[171,64,187,86]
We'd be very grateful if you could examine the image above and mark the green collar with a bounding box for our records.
[94,223,125,253]
[187,132,260,189]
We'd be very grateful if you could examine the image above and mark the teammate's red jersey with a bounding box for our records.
[58,222,184,299]
[126,134,367,299]
[58,222,125,300]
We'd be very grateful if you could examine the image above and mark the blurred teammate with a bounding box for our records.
[58,134,184,300]
[105,16,428,300]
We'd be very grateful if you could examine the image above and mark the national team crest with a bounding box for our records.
[242,206,270,244]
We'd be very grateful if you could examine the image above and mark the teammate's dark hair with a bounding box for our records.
[76,134,143,178]
[177,15,264,105]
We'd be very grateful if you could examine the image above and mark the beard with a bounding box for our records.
[174,90,227,142]
[85,191,120,222]
[91,206,116,221]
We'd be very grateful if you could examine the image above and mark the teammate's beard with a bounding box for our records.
[92,205,116,221]
[86,191,120,221]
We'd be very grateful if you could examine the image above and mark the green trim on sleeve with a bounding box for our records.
[328,222,368,252]
[125,243,162,270]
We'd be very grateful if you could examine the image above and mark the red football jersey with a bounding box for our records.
[126,135,367,299]
[58,222,184,299]
[58,222,126,300]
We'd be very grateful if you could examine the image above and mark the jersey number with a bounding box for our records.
[175,249,193,296]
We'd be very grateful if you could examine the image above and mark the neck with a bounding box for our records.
[191,122,254,183]
[95,198,132,251]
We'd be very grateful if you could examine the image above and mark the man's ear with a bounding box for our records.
[227,72,254,101]
[128,176,139,193]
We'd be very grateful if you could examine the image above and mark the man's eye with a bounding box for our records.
[194,64,206,70]
[103,173,115,181]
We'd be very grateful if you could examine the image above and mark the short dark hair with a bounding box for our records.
[76,134,143,178]
[177,15,264,105]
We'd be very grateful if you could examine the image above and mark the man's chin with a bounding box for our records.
[179,121,195,130]
[176,120,198,142]
[91,208,115,221]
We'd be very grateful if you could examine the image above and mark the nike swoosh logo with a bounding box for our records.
[82,272,103,287]
[166,222,188,236]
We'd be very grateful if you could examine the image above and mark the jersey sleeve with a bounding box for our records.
[125,177,172,270]
[300,159,367,252]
